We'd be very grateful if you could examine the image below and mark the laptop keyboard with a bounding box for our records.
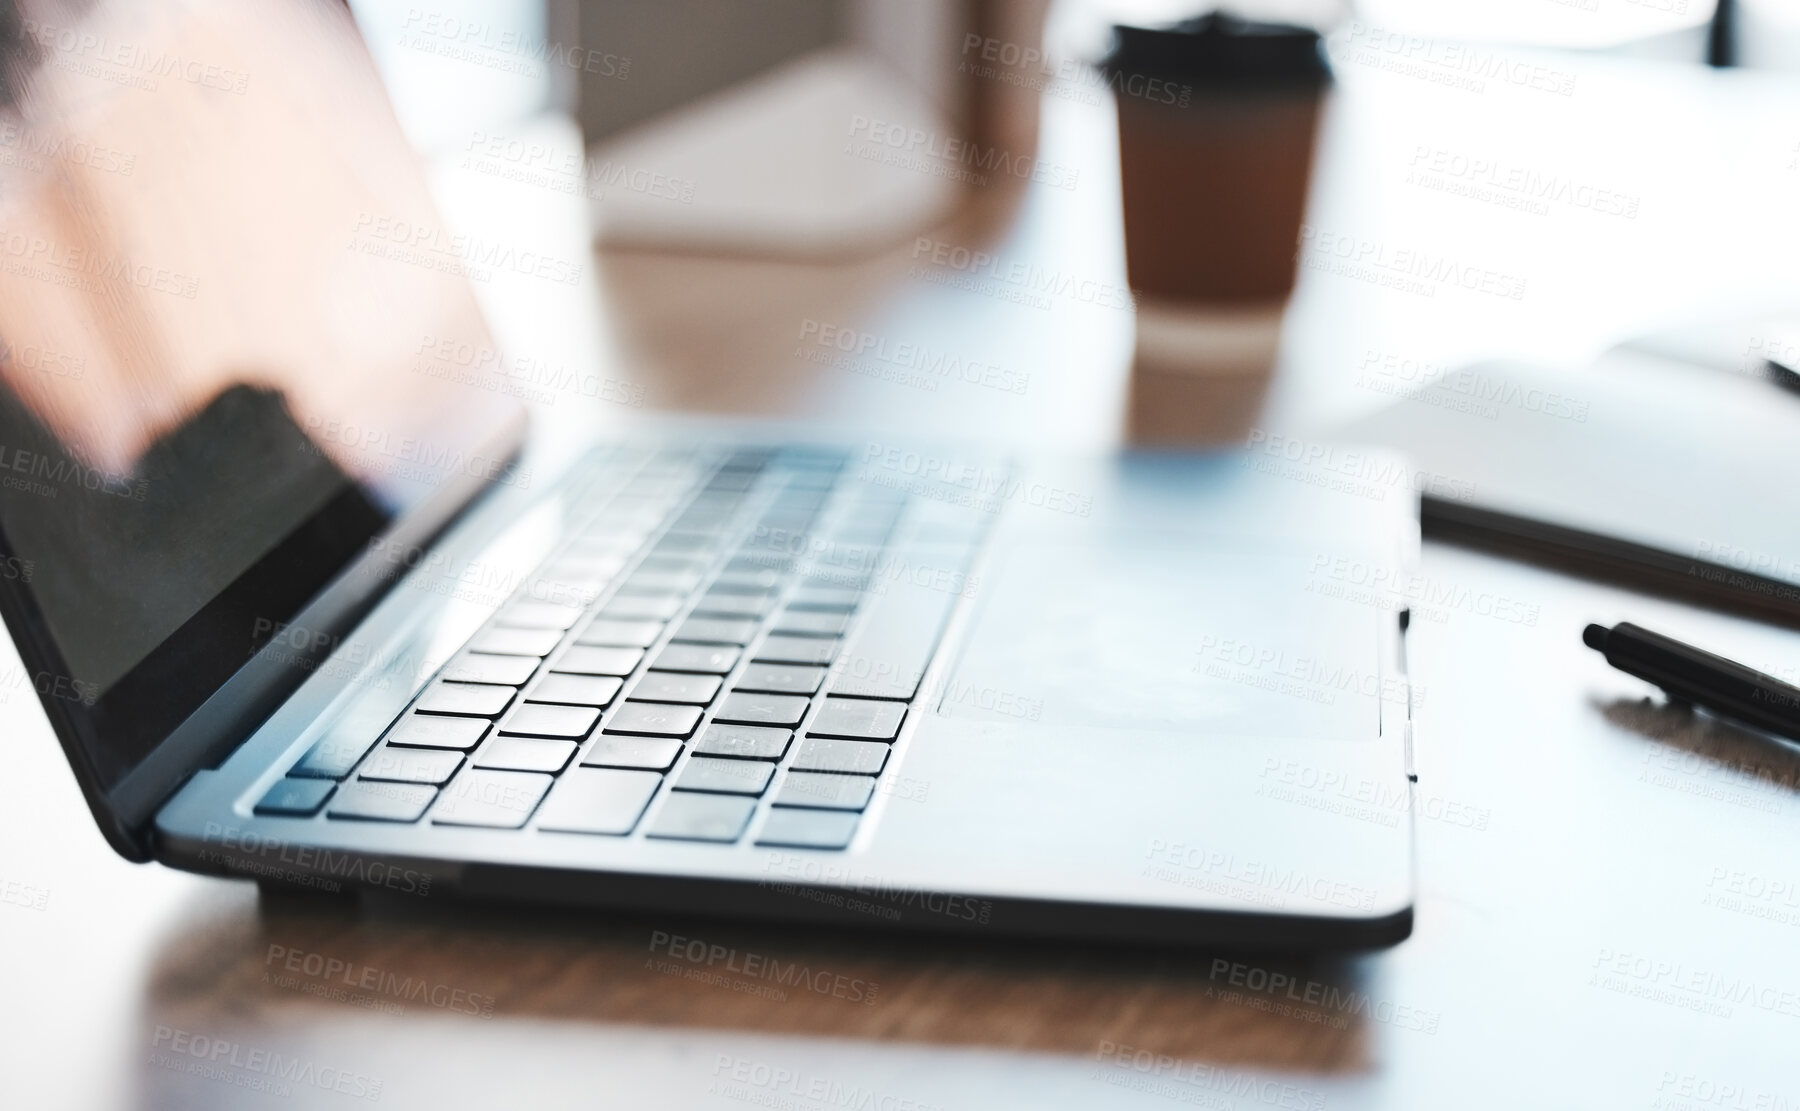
[253,445,987,851]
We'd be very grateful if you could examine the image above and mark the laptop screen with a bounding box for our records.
[0,0,525,800]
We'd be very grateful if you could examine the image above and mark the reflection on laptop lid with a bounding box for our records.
[0,0,523,855]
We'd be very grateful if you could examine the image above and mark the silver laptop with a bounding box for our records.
[0,0,1416,948]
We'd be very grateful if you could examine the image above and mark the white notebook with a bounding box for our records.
[1337,335,1800,623]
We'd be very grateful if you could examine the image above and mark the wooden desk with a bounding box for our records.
[5,38,1800,1111]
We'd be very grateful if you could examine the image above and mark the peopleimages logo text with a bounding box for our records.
[798,319,1029,395]
[400,8,629,78]
[149,1026,381,1100]
[0,443,146,501]
[1298,225,1527,301]
[201,822,435,896]
[648,930,879,1004]
[910,236,1134,311]
[20,20,251,93]
[302,415,530,489]
[265,944,494,1016]
[848,115,1079,191]
[351,213,583,286]
[0,228,200,299]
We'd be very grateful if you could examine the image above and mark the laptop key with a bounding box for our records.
[703,471,757,491]
[726,553,792,574]
[734,663,825,696]
[770,610,849,638]
[709,576,781,594]
[653,536,722,558]
[693,724,792,761]
[292,732,379,779]
[431,770,551,828]
[774,772,875,811]
[765,507,819,527]
[554,646,644,677]
[582,735,682,771]
[327,781,437,822]
[552,555,631,585]
[652,643,741,674]
[827,573,959,700]
[656,499,725,523]
[691,592,771,619]
[500,703,600,739]
[254,777,334,816]
[601,593,684,620]
[535,768,662,835]
[620,569,703,594]
[801,571,873,593]
[780,468,841,488]
[475,737,578,774]
[674,757,774,796]
[788,586,862,611]
[385,715,490,751]
[790,737,889,775]
[527,674,623,707]
[535,575,606,608]
[715,692,810,728]
[631,672,721,705]
[358,745,464,785]
[468,627,563,657]
[754,635,838,666]
[672,617,758,645]
[416,682,515,718]
[441,653,538,686]
[646,793,756,842]
[756,808,860,850]
[497,601,585,630]
[638,554,711,575]
[575,619,663,648]
[567,535,642,558]
[604,701,703,738]
[808,697,906,741]
[826,527,892,547]
[710,568,783,592]
[551,540,636,566]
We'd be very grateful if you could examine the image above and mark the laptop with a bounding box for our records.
[0,0,1416,949]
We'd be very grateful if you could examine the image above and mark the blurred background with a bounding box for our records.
[340,0,1800,447]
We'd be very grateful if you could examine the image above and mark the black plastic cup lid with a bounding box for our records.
[1101,12,1330,91]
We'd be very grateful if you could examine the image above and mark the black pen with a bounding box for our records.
[1583,621,1800,742]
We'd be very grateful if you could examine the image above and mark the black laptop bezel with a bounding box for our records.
[0,409,528,861]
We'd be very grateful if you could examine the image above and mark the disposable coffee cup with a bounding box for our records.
[1102,13,1330,444]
